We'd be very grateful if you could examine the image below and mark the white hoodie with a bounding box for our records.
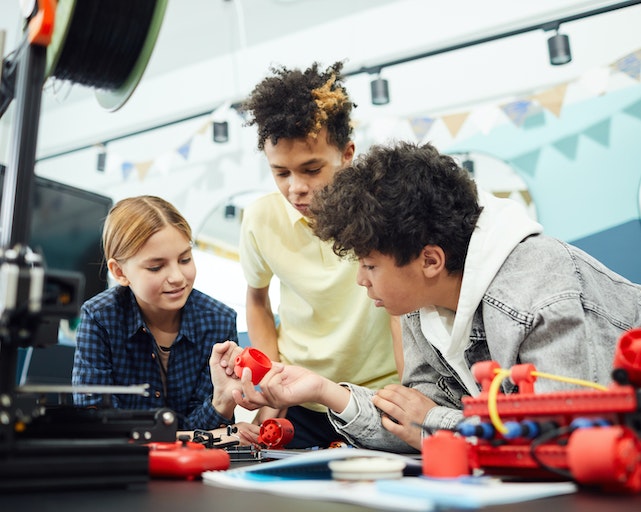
[419,190,543,396]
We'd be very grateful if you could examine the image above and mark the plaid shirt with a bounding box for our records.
[72,286,238,430]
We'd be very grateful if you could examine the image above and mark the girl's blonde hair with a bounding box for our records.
[103,195,192,261]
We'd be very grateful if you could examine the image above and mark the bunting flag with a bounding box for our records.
[532,83,568,117]
[136,160,154,181]
[153,153,174,176]
[196,120,211,136]
[576,67,610,97]
[469,105,503,134]
[522,110,546,129]
[611,50,641,81]
[510,148,541,177]
[551,134,580,160]
[501,99,538,127]
[441,112,469,138]
[107,47,641,184]
[409,117,435,141]
[622,98,641,120]
[177,139,193,160]
[519,189,533,206]
[121,162,134,180]
[582,118,611,147]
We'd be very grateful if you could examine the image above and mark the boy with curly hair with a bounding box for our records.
[232,141,641,453]
[237,62,401,448]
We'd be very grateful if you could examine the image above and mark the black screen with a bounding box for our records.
[0,164,113,303]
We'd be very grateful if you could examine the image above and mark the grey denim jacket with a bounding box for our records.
[328,235,641,453]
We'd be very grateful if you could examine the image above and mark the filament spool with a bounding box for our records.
[44,0,168,111]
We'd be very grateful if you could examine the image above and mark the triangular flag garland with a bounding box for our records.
[177,139,193,160]
[442,112,469,138]
[532,83,568,117]
[510,148,542,178]
[106,46,641,183]
[501,100,539,127]
[410,117,436,141]
[622,98,641,120]
[136,160,154,181]
[582,118,611,147]
[551,134,580,160]
[611,50,641,81]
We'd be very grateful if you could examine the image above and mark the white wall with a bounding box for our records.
[4,0,641,328]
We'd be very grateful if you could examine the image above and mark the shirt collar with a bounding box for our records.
[278,193,310,228]
[122,286,195,345]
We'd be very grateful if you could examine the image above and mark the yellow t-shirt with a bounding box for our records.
[239,192,399,411]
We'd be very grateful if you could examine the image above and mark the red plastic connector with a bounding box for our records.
[258,418,294,449]
[234,347,272,384]
[148,439,230,479]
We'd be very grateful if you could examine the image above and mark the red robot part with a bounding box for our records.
[613,327,641,387]
[234,347,273,385]
[147,439,230,479]
[422,430,470,478]
[258,418,294,449]
[567,425,641,493]
[432,328,641,493]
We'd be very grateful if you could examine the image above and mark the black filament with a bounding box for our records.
[52,0,158,90]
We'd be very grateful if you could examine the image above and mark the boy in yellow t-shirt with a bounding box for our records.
[238,61,401,448]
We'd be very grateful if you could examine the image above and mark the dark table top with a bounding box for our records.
[2,477,641,512]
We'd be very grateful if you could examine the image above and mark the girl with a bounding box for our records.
[72,195,258,442]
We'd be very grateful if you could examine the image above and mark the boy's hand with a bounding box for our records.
[372,384,437,450]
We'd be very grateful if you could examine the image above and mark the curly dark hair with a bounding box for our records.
[240,61,354,151]
[309,141,483,272]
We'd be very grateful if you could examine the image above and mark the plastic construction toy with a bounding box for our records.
[422,328,641,493]
[234,347,272,384]
[257,418,295,449]
[148,436,230,479]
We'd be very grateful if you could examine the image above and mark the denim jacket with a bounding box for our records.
[328,235,641,453]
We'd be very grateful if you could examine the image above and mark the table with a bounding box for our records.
[1,477,641,512]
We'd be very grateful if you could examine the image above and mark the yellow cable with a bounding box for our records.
[531,371,609,391]
[485,367,609,436]
[487,369,511,435]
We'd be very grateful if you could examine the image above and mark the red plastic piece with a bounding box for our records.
[422,430,470,478]
[29,0,56,46]
[471,360,501,392]
[445,328,641,493]
[613,327,641,386]
[234,347,272,384]
[510,363,537,393]
[148,440,230,479]
[257,418,294,449]
[568,425,641,493]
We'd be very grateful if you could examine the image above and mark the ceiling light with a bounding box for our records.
[547,30,572,66]
[370,73,390,105]
[212,121,229,143]
[96,144,107,172]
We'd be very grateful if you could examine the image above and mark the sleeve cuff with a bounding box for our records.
[331,385,358,422]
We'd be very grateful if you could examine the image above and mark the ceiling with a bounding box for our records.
[3,0,641,159]
[0,0,400,110]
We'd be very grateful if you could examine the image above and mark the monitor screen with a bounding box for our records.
[0,164,113,304]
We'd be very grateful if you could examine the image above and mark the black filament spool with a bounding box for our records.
[46,0,167,111]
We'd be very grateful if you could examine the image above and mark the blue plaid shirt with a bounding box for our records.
[72,286,238,430]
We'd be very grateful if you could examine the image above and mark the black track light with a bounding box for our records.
[547,30,572,66]
[370,75,390,105]
[213,121,229,143]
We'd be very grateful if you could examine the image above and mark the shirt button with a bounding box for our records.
[154,391,161,398]
[151,353,156,359]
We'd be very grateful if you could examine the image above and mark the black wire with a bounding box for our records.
[529,425,574,480]
[0,38,27,119]
[52,0,158,89]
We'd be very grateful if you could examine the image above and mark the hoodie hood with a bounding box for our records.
[420,190,543,395]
